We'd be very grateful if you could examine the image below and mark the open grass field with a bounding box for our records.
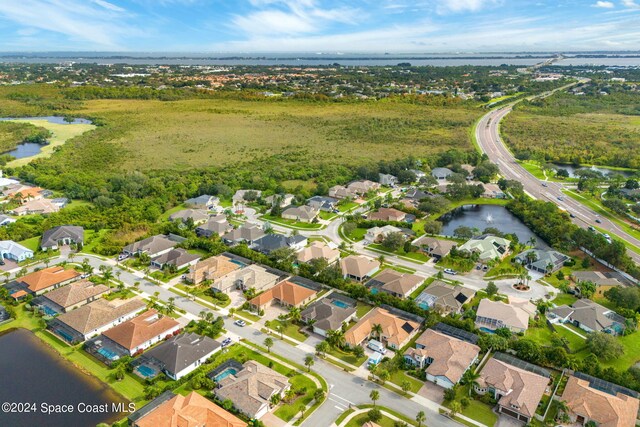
[30,97,479,172]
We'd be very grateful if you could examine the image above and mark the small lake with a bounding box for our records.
[0,116,92,125]
[552,164,637,178]
[3,142,45,159]
[437,204,549,248]
[0,329,126,427]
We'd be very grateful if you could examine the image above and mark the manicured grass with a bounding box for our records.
[409,277,435,299]
[526,326,556,344]
[485,255,524,278]
[552,293,577,306]
[517,160,549,181]
[174,284,231,308]
[269,319,308,342]
[18,236,40,251]
[318,211,338,221]
[388,370,424,393]
[338,201,359,212]
[274,374,317,422]
[261,214,323,230]
[443,385,498,427]
[326,346,366,367]
[554,325,587,353]
[368,244,429,264]
[344,226,368,242]
[356,302,373,318]
[81,228,110,254]
[159,204,186,221]
[345,413,398,427]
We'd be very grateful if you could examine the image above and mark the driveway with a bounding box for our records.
[417,381,444,404]
[261,412,287,427]
[495,413,524,427]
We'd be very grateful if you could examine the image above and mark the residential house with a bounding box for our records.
[150,248,200,270]
[5,185,45,203]
[296,241,340,265]
[221,223,265,245]
[50,298,146,343]
[184,194,219,210]
[0,305,8,322]
[51,198,69,209]
[185,255,241,285]
[345,307,420,350]
[431,167,454,180]
[548,299,626,335]
[458,235,511,263]
[481,183,506,199]
[251,233,307,255]
[364,225,402,244]
[301,297,357,337]
[415,281,475,314]
[232,189,262,203]
[213,360,290,420]
[142,333,221,380]
[0,240,34,262]
[129,391,245,427]
[281,205,319,223]
[0,215,16,226]
[403,329,480,389]
[560,374,640,427]
[101,309,181,356]
[365,269,423,299]
[123,234,185,258]
[34,280,108,313]
[412,236,456,260]
[340,255,380,282]
[347,180,380,195]
[513,249,570,274]
[212,264,282,293]
[41,225,84,250]
[571,271,624,298]
[12,198,59,216]
[367,207,408,222]
[379,173,397,186]
[409,169,426,180]
[195,214,233,238]
[248,280,317,312]
[328,185,356,200]
[475,297,536,333]
[18,266,82,295]
[306,195,338,212]
[475,355,550,423]
[404,188,432,201]
[168,208,210,225]
[264,193,295,208]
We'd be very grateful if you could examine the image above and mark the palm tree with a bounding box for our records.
[378,369,390,385]
[133,282,140,293]
[289,306,302,323]
[165,297,176,315]
[461,370,481,396]
[369,390,380,407]
[326,329,346,349]
[264,337,274,352]
[68,252,76,263]
[276,325,284,340]
[371,323,383,342]
[304,355,314,371]
[527,236,537,248]
[377,255,386,265]
[416,411,426,427]
[315,341,329,357]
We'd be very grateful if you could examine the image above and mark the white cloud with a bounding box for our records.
[621,0,640,8]
[92,0,126,12]
[593,1,615,7]
[436,0,501,14]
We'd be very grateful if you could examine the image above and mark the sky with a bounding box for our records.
[0,0,639,52]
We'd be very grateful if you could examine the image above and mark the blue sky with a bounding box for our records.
[0,0,639,52]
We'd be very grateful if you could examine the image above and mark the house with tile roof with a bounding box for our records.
[101,309,181,356]
[548,299,626,335]
[168,208,210,225]
[412,236,456,260]
[561,375,640,427]
[513,248,570,274]
[41,225,84,250]
[123,234,186,258]
[213,264,283,294]
[184,194,219,210]
[248,280,317,312]
[458,235,511,263]
[36,279,108,313]
[11,198,59,216]
[150,248,200,271]
[403,329,480,389]
[328,185,356,200]
[347,180,380,195]
[301,297,357,337]
[130,391,245,427]
[185,255,241,285]
[0,240,34,262]
[142,333,221,380]
[415,281,476,315]
[18,265,82,295]
[213,360,290,420]
[195,215,233,238]
[365,269,424,299]
[51,298,146,342]
[571,270,624,298]
[475,297,536,333]
[265,193,295,208]
[475,356,550,423]
[281,205,319,223]
[364,225,403,244]
[221,223,265,245]
[340,255,380,282]
[296,241,340,265]
[345,307,420,350]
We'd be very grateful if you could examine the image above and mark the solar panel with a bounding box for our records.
[492,352,550,378]
[401,322,415,334]
[573,372,639,399]
[455,293,469,304]
[433,322,479,344]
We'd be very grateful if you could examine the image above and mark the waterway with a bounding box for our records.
[0,329,126,427]
[438,204,549,248]
[552,164,637,178]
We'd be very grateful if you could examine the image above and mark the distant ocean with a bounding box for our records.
[0,52,639,67]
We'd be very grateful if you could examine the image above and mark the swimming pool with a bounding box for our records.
[479,327,495,334]
[214,368,238,382]
[97,347,118,360]
[331,300,350,309]
[136,365,157,378]
[230,259,246,267]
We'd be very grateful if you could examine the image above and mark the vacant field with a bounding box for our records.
[38,97,479,171]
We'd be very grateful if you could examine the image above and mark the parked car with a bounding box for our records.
[443,268,457,275]
[221,337,232,347]
[542,183,548,187]
[234,319,246,327]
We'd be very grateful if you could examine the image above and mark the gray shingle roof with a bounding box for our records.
[144,333,220,376]
[41,225,84,248]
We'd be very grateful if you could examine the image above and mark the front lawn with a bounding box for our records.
[443,385,498,427]
[18,236,40,252]
[268,319,308,342]
[388,370,424,393]
[552,293,577,307]
[318,211,338,221]
[338,201,359,212]
[81,228,110,254]
[261,214,323,230]
[175,284,231,308]
[345,413,398,427]
[342,226,368,242]
[326,346,366,367]
[273,374,317,422]
[367,244,429,263]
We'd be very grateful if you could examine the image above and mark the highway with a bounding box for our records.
[475,99,640,264]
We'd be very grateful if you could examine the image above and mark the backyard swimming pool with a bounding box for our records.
[214,368,238,382]
[331,300,350,309]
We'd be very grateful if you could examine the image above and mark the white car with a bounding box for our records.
[234,319,246,327]
[443,268,457,275]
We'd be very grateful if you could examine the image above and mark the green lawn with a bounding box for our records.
[388,370,424,393]
[159,204,186,221]
[525,326,556,345]
[554,325,587,353]
[443,385,498,427]
[326,346,366,367]
[174,284,231,308]
[18,236,40,251]
[81,228,110,254]
[346,413,398,427]
[485,255,524,278]
[356,302,373,318]
[343,226,368,242]
[409,277,435,299]
[318,211,338,221]
[552,293,577,306]
[368,244,429,264]
[274,374,317,421]
[269,319,308,342]
[338,201,359,212]
[261,214,323,230]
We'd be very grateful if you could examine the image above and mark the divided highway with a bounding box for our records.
[476,102,640,264]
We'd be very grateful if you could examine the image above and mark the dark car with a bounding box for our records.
[595,219,602,224]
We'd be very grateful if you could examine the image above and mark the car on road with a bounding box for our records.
[569,213,576,218]
[542,183,548,187]
[595,219,602,224]
[234,319,246,327]
[443,268,457,275]
[588,226,596,232]
[557,196,564,201]
[221,337,232,347]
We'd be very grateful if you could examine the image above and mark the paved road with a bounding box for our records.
[476,94,640,264]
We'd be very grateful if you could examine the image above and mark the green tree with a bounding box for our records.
[369,389,380,407]
[381,232,405,251]
[368,408,382,422]
[586,332,624,361]
[416,411,426,427]
[304,355,314,371]
[401,379,412,395]
[485,281,498,297]
[264,337,274,352]
[315,341,329,357]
